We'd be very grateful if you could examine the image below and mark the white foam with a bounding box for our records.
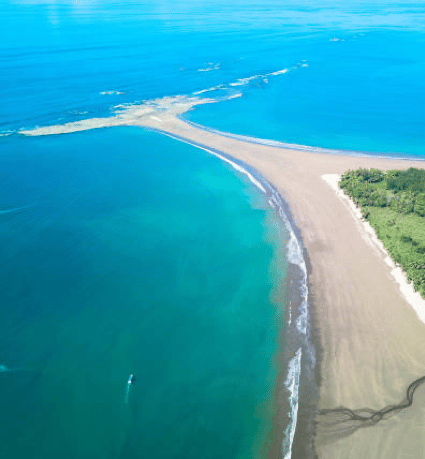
[229,81,246,87]
[200,147,267,194]
[229,69,288,87]
[226,93,243,100]
[267,69,288,76]
[19,64,297,137]
[229,75,259,86]
[270,189,309,334]
[197,63,220,72]
[100,90,125,95]
[18,63,307,138]
[283,348,302,459]
[66,110,88,115]
[150,129,268,196]
[192,84,225,95]
[322,174,425,325]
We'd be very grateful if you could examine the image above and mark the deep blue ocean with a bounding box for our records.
[1,1,424,458]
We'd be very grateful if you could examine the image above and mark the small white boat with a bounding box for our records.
[128,374,135,385]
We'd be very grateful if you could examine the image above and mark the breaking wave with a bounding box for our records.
[283,348,302,459]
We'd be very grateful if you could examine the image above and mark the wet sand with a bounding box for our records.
[134,115,425,458]
[21,110,425,457]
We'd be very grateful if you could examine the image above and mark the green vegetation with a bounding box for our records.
[340,167,425,298]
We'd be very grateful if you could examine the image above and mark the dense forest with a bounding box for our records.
[339,167,425,298]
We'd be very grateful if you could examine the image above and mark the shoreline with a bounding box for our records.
[180,117,425,162]
[133,116,425,459]
[146,127,316,458]
[17,112,425,458]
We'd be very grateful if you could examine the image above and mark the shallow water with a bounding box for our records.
[2,1,425,157]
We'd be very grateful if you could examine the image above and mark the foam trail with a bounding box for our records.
[0,364,28,373]
[283,348,302,459]
[125,384,130,404]
[0,205,32,215]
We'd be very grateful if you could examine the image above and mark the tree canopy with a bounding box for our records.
[340,168,425,298]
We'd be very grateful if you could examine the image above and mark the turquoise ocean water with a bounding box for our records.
[0,127,288,458]
[1,1,425,458]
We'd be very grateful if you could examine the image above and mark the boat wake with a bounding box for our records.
[0,364,29,373]
[124,384,130,404]
[0,205,32,215]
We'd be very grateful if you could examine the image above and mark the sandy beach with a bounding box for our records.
[22,110,425,457]
[134,115,425,458]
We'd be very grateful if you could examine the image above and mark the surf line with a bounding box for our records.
[317,375,425,437]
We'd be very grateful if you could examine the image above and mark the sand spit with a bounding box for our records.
[18,105,425,458]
